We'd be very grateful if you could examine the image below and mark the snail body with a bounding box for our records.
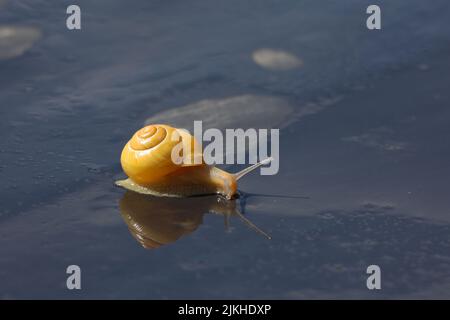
[115,124,271,199]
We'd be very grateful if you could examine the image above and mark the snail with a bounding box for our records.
[115,124,272,200]
[119,191,270,249]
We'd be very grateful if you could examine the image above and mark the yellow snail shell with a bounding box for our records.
[115,124,271,199]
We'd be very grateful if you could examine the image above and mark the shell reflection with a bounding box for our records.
[119,191,269,249]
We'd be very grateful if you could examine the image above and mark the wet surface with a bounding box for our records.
[1,0,450,298]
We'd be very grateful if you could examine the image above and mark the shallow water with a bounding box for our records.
[1,0,450,299]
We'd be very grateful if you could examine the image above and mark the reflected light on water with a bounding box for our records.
[145,94,294,130]
[252,48,303,71]
[0,26,41,60]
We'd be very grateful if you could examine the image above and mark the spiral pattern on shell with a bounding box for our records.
[130,125,168,151]
[120,124,203,186]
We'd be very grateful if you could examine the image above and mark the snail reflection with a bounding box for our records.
[119,191,270,249]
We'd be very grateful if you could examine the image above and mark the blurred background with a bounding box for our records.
[1,0,450,299]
